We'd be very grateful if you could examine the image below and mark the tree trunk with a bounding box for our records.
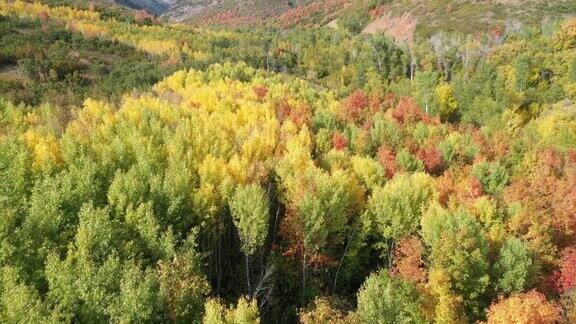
[217,239,222,295]
[301,251,306,305]
[333,232,354,293]
[388,239,395,270]
[246,254,251,294]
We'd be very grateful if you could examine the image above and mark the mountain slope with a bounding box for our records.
[371,0,576,39]
[161,0,302,24]
[115,0,172,15]
[156,0,575,41]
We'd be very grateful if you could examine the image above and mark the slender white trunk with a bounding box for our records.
[301,251,306,304]
[245,254,251,294]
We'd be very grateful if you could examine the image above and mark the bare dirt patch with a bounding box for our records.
[0,65,27,82]
[362,11,417,43]
[326,18,338,29]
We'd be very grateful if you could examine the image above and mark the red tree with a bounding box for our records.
[417,147,444,175]
[392,236,427,283]
[557,247,576,293]
[332,132,348,151]
[377,145,397,179]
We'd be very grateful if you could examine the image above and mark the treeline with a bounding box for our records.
[2,1,575,121]
[0,1,576,125]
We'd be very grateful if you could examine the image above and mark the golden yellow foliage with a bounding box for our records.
[68,21,108,38]
[436,83,458,118]
[23,129,62,170]
[554,19,576,50]
[426,268,466,324]
[299,297,356,324]
[0,0,194,58]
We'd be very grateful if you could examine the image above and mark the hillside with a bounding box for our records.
[160,0,367,26]
[63,0,574,35]
[367,0,576,39]
[156,0,576,40]
[161,0,308,24]
[116,0,171,15]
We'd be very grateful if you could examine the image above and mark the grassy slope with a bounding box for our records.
[162,0,298,24]
[0,14,179,107]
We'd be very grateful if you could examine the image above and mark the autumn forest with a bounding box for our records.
[0,0,576,323]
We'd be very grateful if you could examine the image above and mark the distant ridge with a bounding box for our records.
[153,0,575,40]
[115,0,171,15]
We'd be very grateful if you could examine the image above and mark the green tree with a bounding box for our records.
[229,184,270,292]
[472,161,509,196]
[356,270,425,323]
[436,82,458,119]
[395,149,425,172]
[493,237,534,294]
[157,233,211,323]
[351,155,386,190]
[229,184,270,256]
[414,71,440,115]
[514,54,533,91]
[109,264,162,323]
[569,55,576,82]
[0,267,48,322]
[421,205,490,320]
[124,202,176,261]
[366,172,433,240]
[0,138,32,271]
[44,204,122,322]
[296,168,356,301]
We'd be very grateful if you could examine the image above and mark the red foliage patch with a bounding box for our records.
[276,99,311,127]
[417,147,444,175]
[436,174,455,207]
[391,97,437,124]
[280,209,305,258]
[278,0,354,28]
[491,27,504,40]
[541,148,564,175]
[557,247,576,293]
[505,148,576,246]
[279,208,337,268]
[391,97,417,123]
[253,85,268,101]
[340,90,387,125]
[309,253,338,268]
[392,236,427,283]
[332,132,348,151]
[377,145,397,179]
[382,93,398,109]
[469,177,484,199]
[200,9,268,27]
[343,90,369,123]
[567,149,576,164]
[369,6,385,19]
[134,10,154,23]
[39,11,50,31]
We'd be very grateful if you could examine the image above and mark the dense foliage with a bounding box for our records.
[0,0,576,322]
